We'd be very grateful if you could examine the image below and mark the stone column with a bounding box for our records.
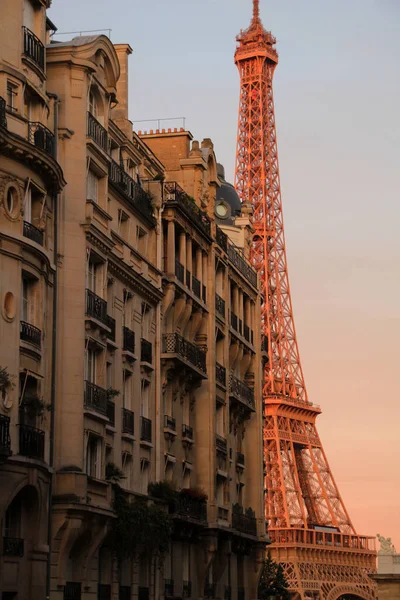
[167,220,175,275]
[179,232,186,269]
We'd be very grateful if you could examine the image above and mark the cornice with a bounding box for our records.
[108,260,163,305]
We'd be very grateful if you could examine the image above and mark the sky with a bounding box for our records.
[48,0,400,548]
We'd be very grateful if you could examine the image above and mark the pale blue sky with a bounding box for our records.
[48,0,400,545]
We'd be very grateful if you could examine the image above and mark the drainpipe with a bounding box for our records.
[46,91,60,600]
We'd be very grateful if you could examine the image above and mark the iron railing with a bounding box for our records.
[23,220,44,245]
[192,276,201,298]
[229,375,255,411]
[215,294,225,318]
[108,159,154,222]
[232,506,257,536]
[84,381,107,416]
[216,225,228,252]
[230,312,238,332]
[122,408,134,435]
[18,424,45,459]
[182,424,193,439]
[164,415,176,430]
[0,96,7,129]
[238,319,243,335]
[228,244,257,288]
[243,324,250,342]
[64,582,81,600]
[105,315,116,342]
[119,587,131,600]
[183,581,192,598]
[216,434,227,455]
[0,414,11,459]
[164,182,211,236]
[175,259,184,283]
[186,269,191,288]
[3,536,24,557]
[141,338,152,363]
[162,333,207,374]
[86,289,108,325]
[138,587,149,600]
[140,416,152,443]
[164,580,174,597]
[20,320,41,348]
[216,363,226,387]
[98,584,111,600]
[123,326,135,354]
[204,583,216,598]
[173,494,207,522]
[107,400,115,426]
[202,284,207,303]
[23,26,45,70]
[87,111,108,152]
[28,121,55,157]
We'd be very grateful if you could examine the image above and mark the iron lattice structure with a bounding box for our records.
[234,3,376,599]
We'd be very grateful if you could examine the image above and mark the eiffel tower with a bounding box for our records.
[233,3,376,599]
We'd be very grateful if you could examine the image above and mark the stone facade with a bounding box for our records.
[0,2,267,599]
[370,542,400,600]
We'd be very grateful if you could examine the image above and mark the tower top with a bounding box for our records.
[235,0,278,65]
[252,0,260,24]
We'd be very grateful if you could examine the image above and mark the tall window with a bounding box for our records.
[86,258,99,293]
[86,434,102,478]
[86,170,99,203]
[123,371,131,410]
[141,302,152,339]
[21,278,29,322]
[140,458,149,494]
[85,348,96,383]
[6,81,18,112]
[136,226,148,255]
[140,380,149,418]
[3,496,22,539]
[88,91,97,117]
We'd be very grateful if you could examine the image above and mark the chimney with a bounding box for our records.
[113,44,133,121]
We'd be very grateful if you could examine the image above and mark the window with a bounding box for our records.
[86,170,99,203]
[122,452,132,488]
[85,348,96,383]
[140,458,150,494]
[122,370,132,410]
[141,302,152,339]
[6,81,18,112]
[140,379,149,418]
[6,187,17,215]
[136,226,148,255]
[86,434,102,478]
[118,209,129,238]
[21,278,29,322]
[88,90,97,117]
[86,257,99,293]
[216,404,225,437]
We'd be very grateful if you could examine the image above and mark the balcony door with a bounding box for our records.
[85,348,96,384]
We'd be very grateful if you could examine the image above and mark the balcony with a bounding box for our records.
[28,121,55,157]
[138,587,149,600]
[192,276,201,298]
[216,225,228,252]
[244,324,252,344]
[0,96,7,129]
[84,381,107,416]
[182,424,193,440]
[108,159,154,222]
[236,452,245,467]
[87,111,108,152]
[23,220,43,245]
[216,363,226,387]
[232,505,257,537]
[18,424,45,460]
[164,182,211,237]
[162,333,207,375]
[202,284,207,303]
[164,579,174,597]
[122,408,134,435]
[86,289,108,326]
[175,259,184,283]
[141,338,152,364]
[64,583,81,600]
[230,311,238,332]
[183,581,192,598]
[164,415,176,431]
[0,414,12,460]
[204,583,216,598]
[140,416,152,443]
[228,243,257,288]
[106,400,115,426]
[20,320,41,348]
[216,434,227,455]
[172,493,207,523]
[3,537,24,557]
[229,375,255,412]
[23,26,45,71]
[215,294,225,319]
[105,315,116,342]
[186,269,191,288]
[123,326,135,354]
[98,584,111,600]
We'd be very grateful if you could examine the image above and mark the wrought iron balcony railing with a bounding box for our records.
[138,587,149,600]
[140,416,152,443]
[23,26,45,70]
[0,414,11,459]
[18,424,45,460]
[108,159,154,222]
[216,363,226,387]
[230,311,238,332]
[186,269,191,288]
[107,400,115,426]
[243,324,250,342]
[227,243,257,288]
[192,275,201,298]
[162,333,207,374]
[216,434,227,455]
[98,584,111,600]
[3,536,24,557]
[183,581,192,598]
[202,284,207,303]
[215,294,225,318]
[23,220,44,245]
[164,182,211,237]
[164,580,174,598]
[28,122,55,157]
[141,338,152,364]
[164,415,176,431]
[84,381,107,416]
[122,408,134,435]
[123,326,135,354]
[105,315,116,342]
[232,505,257,536]
[64,582,81,600]
[204,583,216,598]
[182,424,193,440]
[20,320,41,348]
[0,96,7,129]
[216,225,228,252]
[229,375,255,411]
[87,111,108,152]
[85,289,108,325]
[173,494,207,522]
[175,259,184,283]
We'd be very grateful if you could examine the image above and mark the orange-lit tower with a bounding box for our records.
[234,2,376,599]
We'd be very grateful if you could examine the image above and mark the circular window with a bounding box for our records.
[3,183,20,220]
[3,292,16,321]
[215,201,229,219]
